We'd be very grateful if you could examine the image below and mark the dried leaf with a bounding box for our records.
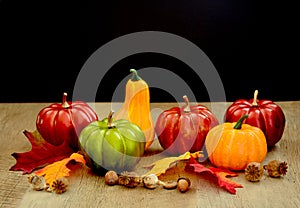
[35,153,86,187]
[143,151,203,176]
[187,157,243,194]
[10,130,74,174]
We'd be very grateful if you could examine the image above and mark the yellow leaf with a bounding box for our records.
[35,153,86,187]
[143,151,203,176]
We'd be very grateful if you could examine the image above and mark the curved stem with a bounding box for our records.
[107,111,115,128]
[252,90,259,106]
[61,92,70,108]
[183,95,191,113]
[130,69,141,81]
[233,114,249,129]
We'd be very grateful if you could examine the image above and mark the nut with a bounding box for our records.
[105,170,119,186]
[162,181,177,189]
[142,174,159,189]
[27,174,48,191]
[177,177,191,193]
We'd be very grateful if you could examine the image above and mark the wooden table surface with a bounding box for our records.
[1,101,299,208]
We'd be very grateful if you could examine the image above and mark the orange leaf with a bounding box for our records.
[35,152,86,186]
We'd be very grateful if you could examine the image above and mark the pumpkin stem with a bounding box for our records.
[130,69,141,81]
[252,90,259,106]
[107,111,115,128]
[183,95,191,113]
[61,92,70,108]
[233,114,249,129]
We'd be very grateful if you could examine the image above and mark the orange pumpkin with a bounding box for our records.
[205,114,267,171]
[114,69,155,151]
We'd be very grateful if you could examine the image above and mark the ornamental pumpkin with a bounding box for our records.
[78,111,146,173]
[205,114,267,171]
[224,90,286,147]
[114,69,155,151]
[36,92,98,150]
[155,95,219,155]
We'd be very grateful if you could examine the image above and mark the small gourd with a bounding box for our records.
[114,69,155,151]
[155,95,219,155]
[205,114,267,171]
[224,90,286,147]
[78,111,146,173]
[36,92,98,150]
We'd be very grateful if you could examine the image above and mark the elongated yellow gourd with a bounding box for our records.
[114,69,155,150]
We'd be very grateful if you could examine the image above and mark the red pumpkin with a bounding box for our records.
[155,95,219,155]
[36,92,98,150]
[224,90,285,147]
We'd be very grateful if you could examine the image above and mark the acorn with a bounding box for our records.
[142,174,159,189]
[27,174,48,191]
[263,160,288,178]
[161,181,178,190]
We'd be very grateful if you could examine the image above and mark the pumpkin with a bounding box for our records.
[78,111,146,173]
[155,95,219,155]
[114,69,155,151]
[224,90,286,147]
[205,114,267,171]
[36,92,98,150]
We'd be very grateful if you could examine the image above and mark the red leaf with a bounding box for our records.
[10,130,74,174]
[187,157,243,194]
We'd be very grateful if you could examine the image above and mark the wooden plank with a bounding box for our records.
[0,102,299,207]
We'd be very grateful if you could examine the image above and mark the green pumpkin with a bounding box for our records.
[79,111,146,174]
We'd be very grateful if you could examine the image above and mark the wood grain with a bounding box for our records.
[0,102,299,208]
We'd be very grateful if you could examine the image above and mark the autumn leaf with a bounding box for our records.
[187,157,243,194]
[35,152,86,187]
[143,151,203,176]
[10,130,74,174]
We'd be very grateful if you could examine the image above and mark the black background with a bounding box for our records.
[0,0,298,103]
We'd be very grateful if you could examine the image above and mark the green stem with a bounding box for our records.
[233,114,249,129]
[130,69,141,81]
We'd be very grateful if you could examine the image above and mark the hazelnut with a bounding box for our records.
[105,170,119,186]
[177,177,191,193]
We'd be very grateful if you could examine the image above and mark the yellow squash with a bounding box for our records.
[114,69,155,150]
